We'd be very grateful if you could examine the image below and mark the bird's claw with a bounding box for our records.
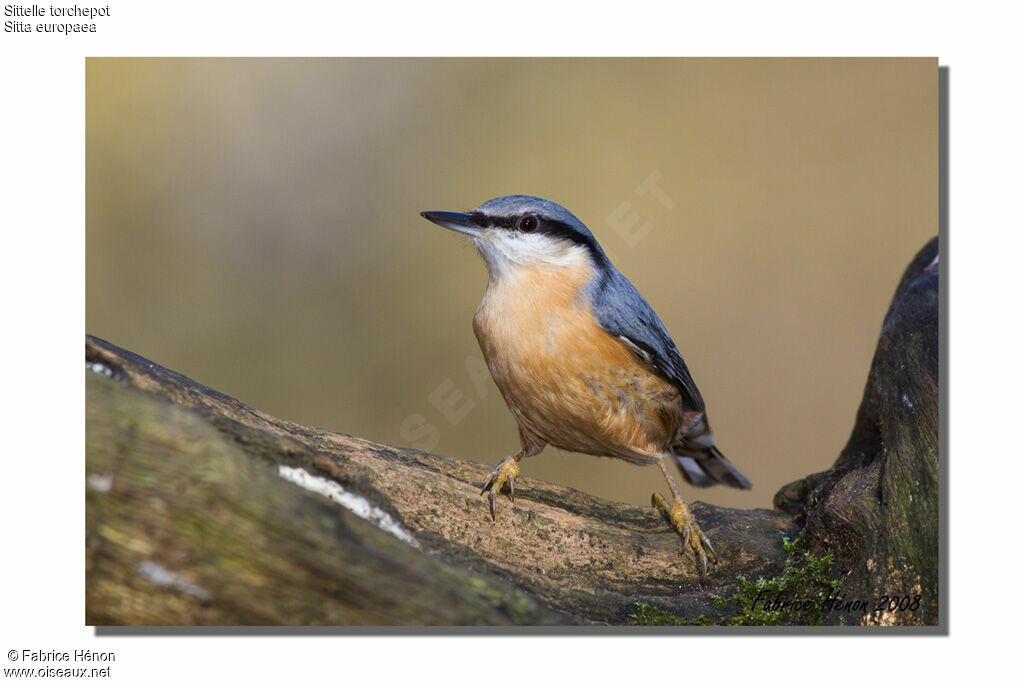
[652,491,717,579]
[480,456,520,521]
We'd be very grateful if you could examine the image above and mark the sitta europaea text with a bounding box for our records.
[421,195,750,575]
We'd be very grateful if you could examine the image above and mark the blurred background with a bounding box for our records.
[86,58,937,510]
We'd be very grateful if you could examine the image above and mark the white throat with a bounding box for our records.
[468,231,591,282]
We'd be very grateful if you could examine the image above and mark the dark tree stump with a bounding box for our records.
[775,237,939,625]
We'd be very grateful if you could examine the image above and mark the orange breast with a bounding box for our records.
[473,259,681,464]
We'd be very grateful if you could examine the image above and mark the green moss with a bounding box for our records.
[629,536,844,627]
[688,614,717,626]
[627,601,689,625]
[709,536,843,626]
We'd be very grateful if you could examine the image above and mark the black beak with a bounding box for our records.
[420,211,478,234]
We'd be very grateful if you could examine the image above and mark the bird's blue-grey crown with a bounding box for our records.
[421,195,608,261]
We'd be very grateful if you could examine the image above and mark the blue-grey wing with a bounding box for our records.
[592,268,752,490]
[590,269,705,412]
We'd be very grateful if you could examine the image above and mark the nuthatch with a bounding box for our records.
[421,195,750,575]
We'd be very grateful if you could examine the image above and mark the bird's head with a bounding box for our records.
[421,195,607,280]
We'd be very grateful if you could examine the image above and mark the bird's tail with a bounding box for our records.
[672,445,751,489]
[670,411,751,489]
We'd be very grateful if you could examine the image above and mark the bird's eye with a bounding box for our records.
[519,215,538,233]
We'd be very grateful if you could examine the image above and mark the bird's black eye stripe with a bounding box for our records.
[471,212,516,230]
[540,219,593,248]
[468,209,608,263]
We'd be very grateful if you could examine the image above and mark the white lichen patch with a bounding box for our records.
[902,394,914,409]
[138,560,212,601]
[87,473,113,493]
[87,361,115,378]
[277,465,419,548]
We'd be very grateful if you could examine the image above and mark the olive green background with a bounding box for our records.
[86,58,937,510]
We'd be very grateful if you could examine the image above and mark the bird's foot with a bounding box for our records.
[480,456,520,520]
[652,491,717,579]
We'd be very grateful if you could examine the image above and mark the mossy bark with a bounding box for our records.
[86,239,939,626]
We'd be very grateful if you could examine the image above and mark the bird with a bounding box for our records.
[420,195,750,575]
